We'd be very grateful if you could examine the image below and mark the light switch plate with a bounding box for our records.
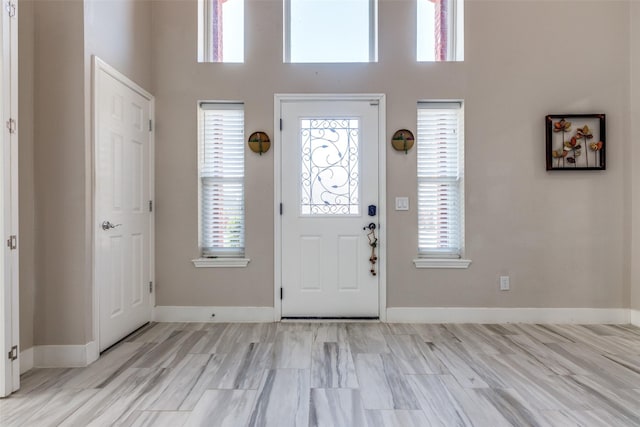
[395,197,409,211]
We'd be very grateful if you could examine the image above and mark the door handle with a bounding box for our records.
[364,223,378,276]
[101,221,122,231]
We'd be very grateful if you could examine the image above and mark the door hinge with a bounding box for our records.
[149,119,153,132]
[8,345,17,361]
[6,2,16,18]
[6,118,16,134]
[149,281,153,293]
[279,119,283,131]
[280,287,283,300]
[149,200,153,212]
[6,235,16,250]
[279,203,283,215]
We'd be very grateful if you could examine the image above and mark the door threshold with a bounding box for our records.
[281,317,379,323]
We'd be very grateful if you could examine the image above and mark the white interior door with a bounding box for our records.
[280,99,380,318]
[95,59,153,352]
[1,0,19,397]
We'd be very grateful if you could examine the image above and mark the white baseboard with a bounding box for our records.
[386,307,630,324]
[32,341,97,368]
[19,347,34,374]
[153,306,632,324]
[153,306,275,323]
[86,340,99,365]
[631,309,640,326]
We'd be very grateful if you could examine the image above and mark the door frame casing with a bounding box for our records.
[91,56,155,359]
[273,94,387,321]
[0,0,19,397]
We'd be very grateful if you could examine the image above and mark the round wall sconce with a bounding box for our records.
[248,131,271,155]
[391,129,415,154]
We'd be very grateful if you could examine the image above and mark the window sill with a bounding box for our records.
[413,258,472,269]
[192,258,250,268]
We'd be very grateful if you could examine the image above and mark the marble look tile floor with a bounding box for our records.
[1,322,640,426]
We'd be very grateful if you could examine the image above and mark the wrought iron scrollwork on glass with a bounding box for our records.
[300,119,360,215]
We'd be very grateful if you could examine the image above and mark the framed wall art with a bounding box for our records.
[545,114,606,171]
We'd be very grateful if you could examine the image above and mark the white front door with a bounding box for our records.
[280,99,380,318]
[95,60,153,351]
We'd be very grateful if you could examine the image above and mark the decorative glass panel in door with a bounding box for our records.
[300,118,360,215]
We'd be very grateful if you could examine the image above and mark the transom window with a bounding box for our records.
[284,0,378,63]
[198,0,244,63]
[417,0,464,61]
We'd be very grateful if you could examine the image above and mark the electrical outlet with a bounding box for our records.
[500,276,510,291]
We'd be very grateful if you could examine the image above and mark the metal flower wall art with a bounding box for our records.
[546,114,606,170]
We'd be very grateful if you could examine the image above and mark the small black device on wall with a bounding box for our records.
[368,205,377,217]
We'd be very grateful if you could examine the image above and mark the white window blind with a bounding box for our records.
[199,103,245,257]
[417,102,464,258]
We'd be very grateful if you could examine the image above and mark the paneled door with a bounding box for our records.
[280,99,380,317]
[95,59,153,351]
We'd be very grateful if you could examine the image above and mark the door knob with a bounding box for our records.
[101,221,122,231]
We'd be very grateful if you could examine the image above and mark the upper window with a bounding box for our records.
[417,102,464,258]
[284,0,377,63]
[198,0,244,62]
[417,0,464,61]
[198,103,245,257]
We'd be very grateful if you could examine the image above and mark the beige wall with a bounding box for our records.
[631,1,640,311]
[22,0,152,346]
[84,0,152,92]
[153,0,631,309]
[392,0,629,309]
[19,0,35,351]
[33,0,87,345]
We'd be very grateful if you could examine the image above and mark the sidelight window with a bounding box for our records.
[417,101,464,258]
[198,103,245,257]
